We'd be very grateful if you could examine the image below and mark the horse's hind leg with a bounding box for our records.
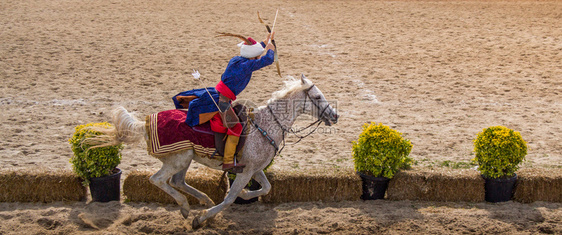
[149,152,193,219]
[170,167,216,207]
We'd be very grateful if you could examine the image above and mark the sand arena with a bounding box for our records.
[1,0,561,233]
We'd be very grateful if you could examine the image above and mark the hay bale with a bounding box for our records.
[261,167,362,203]
[387,168,484,202]
[123,168,227,205]
[514,168,562,203]
[0,169,86,202]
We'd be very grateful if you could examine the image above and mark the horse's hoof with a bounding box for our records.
[192,216,202,230]
[180,207,189,219]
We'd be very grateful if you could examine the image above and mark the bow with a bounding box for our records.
[258,10,282,77]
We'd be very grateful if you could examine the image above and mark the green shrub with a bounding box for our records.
[69,122,122,186]
[472,126,527,179]
[352,122,413,179]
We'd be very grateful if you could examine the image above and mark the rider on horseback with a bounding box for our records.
[173,32,276,172]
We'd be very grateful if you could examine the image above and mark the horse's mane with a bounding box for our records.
[267,76,313,104]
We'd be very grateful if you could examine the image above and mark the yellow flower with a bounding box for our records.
[352,122,413,179]
[473,126,527,179]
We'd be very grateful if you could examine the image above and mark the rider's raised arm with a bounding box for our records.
[247,49,274,71]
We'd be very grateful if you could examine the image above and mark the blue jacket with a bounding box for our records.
[173,47,274,126]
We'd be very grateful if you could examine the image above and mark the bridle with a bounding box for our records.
[301,84,335,125]
[251,84,334,157]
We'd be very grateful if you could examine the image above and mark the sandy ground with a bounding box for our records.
[1,0,561,233]
[0,200,561,234]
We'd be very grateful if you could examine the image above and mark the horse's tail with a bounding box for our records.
[83,106,145,149]
[111,106,146,143]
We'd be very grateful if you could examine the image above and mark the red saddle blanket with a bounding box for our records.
[146,109,216,158]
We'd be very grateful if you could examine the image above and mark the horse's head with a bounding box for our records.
[300,74,339,126]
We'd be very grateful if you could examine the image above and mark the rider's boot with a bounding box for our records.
[222,135,245,171]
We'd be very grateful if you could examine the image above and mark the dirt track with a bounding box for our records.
[1,200,561,234]
[1,0,561,173]
[1,0,561,233]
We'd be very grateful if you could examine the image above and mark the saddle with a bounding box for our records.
[193,103,251,159]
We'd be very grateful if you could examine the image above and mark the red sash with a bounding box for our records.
[215,80,236,101]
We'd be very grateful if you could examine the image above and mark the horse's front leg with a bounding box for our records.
[192,171,253,230]
[237,170,271,200]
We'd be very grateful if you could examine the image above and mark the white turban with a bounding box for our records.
[238,37,264,58]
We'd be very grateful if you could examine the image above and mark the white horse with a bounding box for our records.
[99,75,338,229]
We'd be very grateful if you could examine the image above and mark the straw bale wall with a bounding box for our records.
[123,168,228,205]
[514,168,562,203]
[387,168,485,202]
[0,169,86,202]
[2,167,560,204]
[261,168,362,203]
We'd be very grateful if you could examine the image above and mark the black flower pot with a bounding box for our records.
[483,174,517,203]
[358,172,390,200]
[89,168,122,202]
[228,173,261,204]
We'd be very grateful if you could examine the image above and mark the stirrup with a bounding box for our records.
[229,166,244,174]
[222,163,245,173]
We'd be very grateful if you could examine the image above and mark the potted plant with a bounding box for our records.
[352,122,413,200]
[69,122,123,202]
[472,126,527,203]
